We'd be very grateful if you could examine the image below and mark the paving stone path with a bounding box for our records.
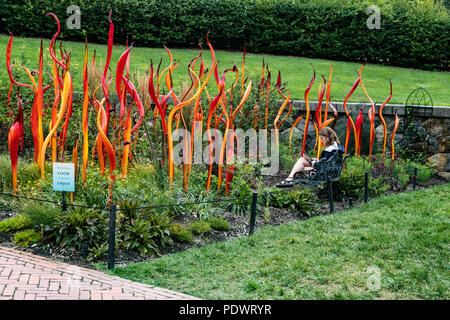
[0,246,199,300]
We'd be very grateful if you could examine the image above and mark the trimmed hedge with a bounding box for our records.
[0,0,448,70]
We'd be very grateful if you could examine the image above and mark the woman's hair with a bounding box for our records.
[319,127,340,147]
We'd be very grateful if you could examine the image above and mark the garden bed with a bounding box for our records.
[0,172,446,270]
[0,206,307,269]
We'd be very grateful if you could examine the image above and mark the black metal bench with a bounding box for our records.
[291,151,349,186]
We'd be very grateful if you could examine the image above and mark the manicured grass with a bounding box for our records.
[1,34,449,106]
[105,183,450,299]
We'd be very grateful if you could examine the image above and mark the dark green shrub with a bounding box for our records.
[47,207,108,250]
[121,218,160,256]
[268,188,316,216]
[116,200,170,255]
[338,157,367,199]
[0,0,447,70]
[147,210,174,247]
[410,163,435,182]
[367,176,390,197]
[339,155,434,197]
[287,189,317,215]
[13,229,42,247]
[189,221,211,235]
[209,217,231,231]
[221,169,254,215]
[117,199,142,225]
[339,156,394,198]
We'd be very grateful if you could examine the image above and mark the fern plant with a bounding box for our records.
[121,218,160,256]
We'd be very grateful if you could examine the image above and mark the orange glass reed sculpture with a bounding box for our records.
[358,62,376,159]
[39,72,73,178]
[7,35,52,165]
[274,72,293,146]
[8,121,20,193]
[343,76,361,155]
[354,107,364,156]
[391,110,400,160]
[81,37,89,185]
[379,80,393,156]
[301,68,316,157]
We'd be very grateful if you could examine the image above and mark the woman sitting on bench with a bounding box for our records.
[277,127,344,187]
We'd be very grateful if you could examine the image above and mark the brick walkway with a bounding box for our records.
[0,246,199,300]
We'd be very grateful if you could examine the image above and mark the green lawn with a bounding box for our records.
[104,183,450,299]
[1,34,449,106]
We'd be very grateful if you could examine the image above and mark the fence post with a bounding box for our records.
[413,167,418,191]
[364,172,369,203]
[61,191,67,212]
[81,241,89,258]
[248,191,258,236]
[327,177,334,213]
[108,204,117,270]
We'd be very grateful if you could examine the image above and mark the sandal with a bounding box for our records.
[276,178,293,188]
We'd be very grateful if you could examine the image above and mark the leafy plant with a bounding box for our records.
[116,200,163,255]
[189,221,211,235]
[279,144,297,173]
[117,199,142,225]
[48,207,108,250]
[13,229,41,247]
[339,156,398,198]
[221,175,253,215]
[172,189,220,220]
[0,155,45,192]
[0,214,32,233]
[147,210,174,247]
[114,166,160,203]
[268,188,316,216]
[88,242,109,262]
[76,170,110,208]
[367,176,390,197]
[397,171,411,189]
[411,163,435,183]
[338,155,434,197]
[169,223,194,243]
[20,201,59,227]
[116,198,202,253]
[209,217,231,231]
[121,218,160,256]
[339,157,367,199]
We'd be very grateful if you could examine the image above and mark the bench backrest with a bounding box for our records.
[309,151,348,182]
